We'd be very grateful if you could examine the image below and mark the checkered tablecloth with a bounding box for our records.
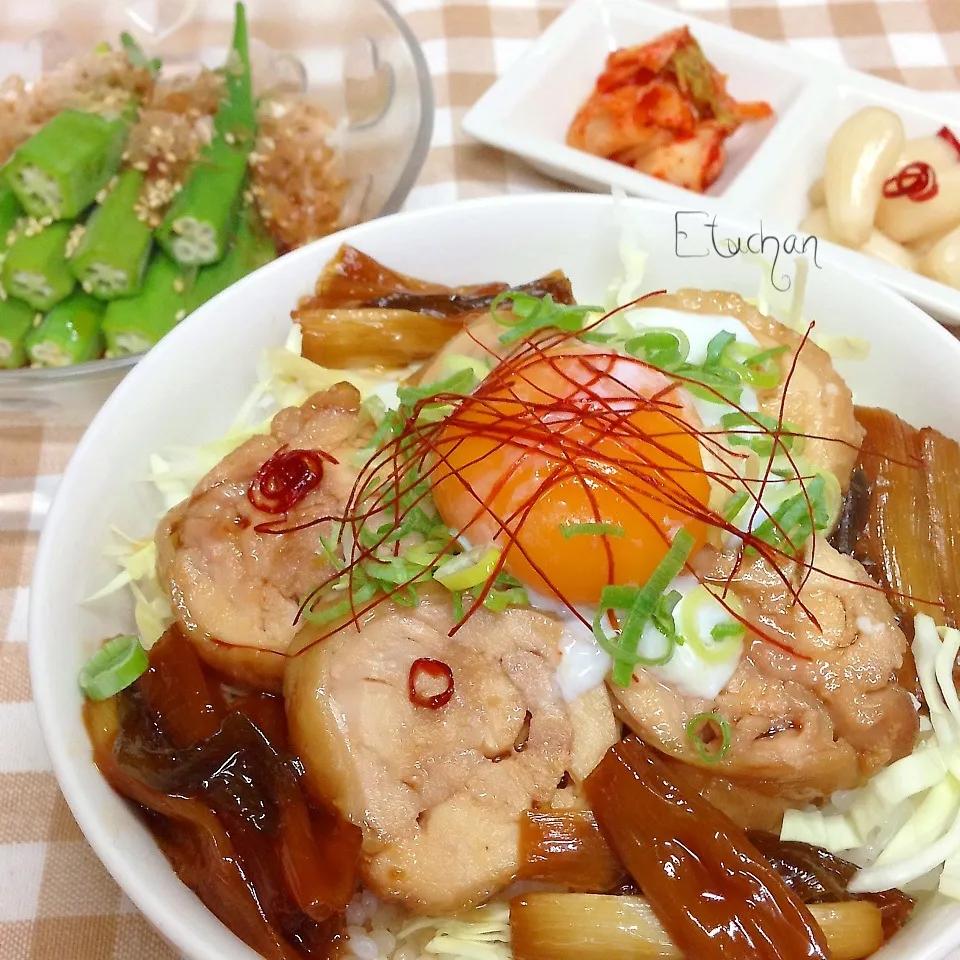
[0,0,958,957]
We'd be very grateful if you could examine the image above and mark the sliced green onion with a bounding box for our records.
[483,583,530,612]
[678,363,742,404]
[722,490,750,522]
[623,327,690,370]
[720,411,802,458]
[397,368,479,407]
[685,711,732,763]
[750,473,834,555]
[442,353,492,381]
[303,579,378,625]
[723,342,788,389]
[679,585,745,665]
[490,291,601,345]
[78,635,148,701]
[578,330,616,344]
[434,546,501,591]
[594,529,696,686]
[559,522,626,540]
[704,330,736,367]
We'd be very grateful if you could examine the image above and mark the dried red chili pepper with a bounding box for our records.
[408,658,455,709]
[247,447,337,515]
[882,162,938,202]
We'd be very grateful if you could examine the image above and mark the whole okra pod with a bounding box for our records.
[0,297,35,369]
[2,221,76,311]
[0,185,23,246]
[70,169,153,299]
[156,3,254,267]
[155,138,248,266]
[3,109,130,221]
[186,204,276,312]
[24,291,105,366]
[102,252,188,356]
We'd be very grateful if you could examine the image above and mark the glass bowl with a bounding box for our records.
[0,0,434,424]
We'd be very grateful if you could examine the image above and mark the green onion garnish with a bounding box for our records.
[490,291,601,345]
[685,711,732,763]
[750,473,829,556]
[623,327,690,370]
[593,529,696,686]
[78,635,149,701]
[560,522,626,540]
[721,410,801,459]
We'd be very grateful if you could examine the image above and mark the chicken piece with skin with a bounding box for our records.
[285,589,618,915]
[155,384,369,691]
[613,538,918,803]
[634,289,865,491]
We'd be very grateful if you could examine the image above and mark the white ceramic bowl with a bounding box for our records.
[29,194,960,960]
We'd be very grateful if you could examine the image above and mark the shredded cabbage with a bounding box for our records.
[397,904,511,960]
[87,331,409,644]
[782,614,960,901]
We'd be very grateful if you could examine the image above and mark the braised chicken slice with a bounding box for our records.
[614,539,918,802]
[635,290,864,491]
[155,384,368,690]
[285,590,617,914]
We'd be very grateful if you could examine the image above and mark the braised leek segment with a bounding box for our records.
[306,244,577,312]
[518,811,629,893]
[510,894,882,960]
[584,738,829,960]
[296,306,470,369]
[3,109,129,220]
[835,407,960,628]
[747,832,915,940]
[295,247,580,369]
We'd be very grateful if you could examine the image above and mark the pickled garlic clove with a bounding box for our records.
[896,135,960,173]
[876,165,960,244]
[824,107,905,248]
[801,207,916,271]
[919,223,960,289]
[800,206,836,241]
[859,230,917,272]
[807,177,826,208]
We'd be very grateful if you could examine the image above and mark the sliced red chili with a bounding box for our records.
[882,162,938,202]
[937,125,960,161]
[247,447,337,515]
[408,658,455,709]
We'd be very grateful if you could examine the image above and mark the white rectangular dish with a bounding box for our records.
[463,0,960,329]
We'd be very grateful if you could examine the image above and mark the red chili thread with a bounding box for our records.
[937,126,960,161]
[408,658,455,709]
[882,162,938,202]
[267,292,933,662]
[247,446,337,515]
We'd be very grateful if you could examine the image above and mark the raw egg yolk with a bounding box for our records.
[431,351,711,605]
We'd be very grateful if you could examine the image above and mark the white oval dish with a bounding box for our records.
[462,0,960,329]
[28,193,960,960]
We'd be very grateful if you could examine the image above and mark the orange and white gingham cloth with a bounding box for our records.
[0,0,958,957]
